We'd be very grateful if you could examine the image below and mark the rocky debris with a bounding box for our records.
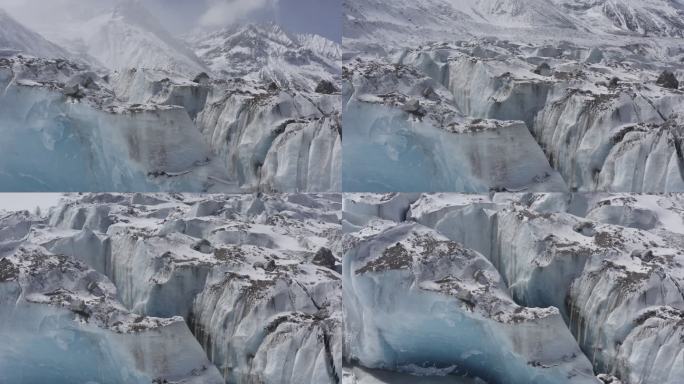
[608,76,620,88]
[263,259,277,272]
[312,247,336,270]
[62,72,102,98]
[533,62,552,76]
[192,239,214,254]
[315,79,339,94]
[62,82,83,97]
[192,72,210,84]
[597,374,623,384]
[401,98,424,116]
[657,70,679,89]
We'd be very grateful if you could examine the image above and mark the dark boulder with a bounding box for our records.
[191,239,214,254]
[533,62,552,76]
[402,98,424,116]
[608,77,620,88]
[657,70,679,89]
[192,72,210,85]
[315,79,339,94]
[312,247,336,270]
[264,259,277,272]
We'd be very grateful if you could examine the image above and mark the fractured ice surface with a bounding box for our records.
[344,193,684,384]
[0,193,342,384]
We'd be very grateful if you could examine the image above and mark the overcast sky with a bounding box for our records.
[0,0,341,42]
[0,194,64,215]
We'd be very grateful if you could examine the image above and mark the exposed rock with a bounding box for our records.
[401,98,423,115]
[657,70,679,89]
[312,247,336,270]
[533,62,552,76]
[315,79,339,94]
[192,72,210,84]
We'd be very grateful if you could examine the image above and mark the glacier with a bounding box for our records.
[343,193,684,384]
[343,0,684,192]
[0,193,342,384]
[0,2,341,192]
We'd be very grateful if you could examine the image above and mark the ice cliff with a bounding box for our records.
[343,193,684,384]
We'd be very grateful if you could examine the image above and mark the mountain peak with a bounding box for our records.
[110,0,168,37]
[79,0,207,75]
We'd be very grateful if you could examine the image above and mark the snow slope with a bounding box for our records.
[0,8,67,58]
[74,0,207,75]
[191,23,340,92]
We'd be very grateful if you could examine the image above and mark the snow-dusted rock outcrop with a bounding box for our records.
[191,23,340,93]
[344,193,684,384]
[1,193,342,384]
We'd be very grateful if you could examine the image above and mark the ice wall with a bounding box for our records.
[344,222,597,384]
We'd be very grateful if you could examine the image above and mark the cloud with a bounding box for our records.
[199,0,276,27]
[0,0,109,31]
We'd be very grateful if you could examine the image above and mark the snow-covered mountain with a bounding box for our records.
[191,23,340,91]
[343,0,684,192]
[556,0,684,37]
[0,193,342,384]
[344,0,684,50]
[343,193,684,384]
[0,8,68,58]
[74,0,208,75]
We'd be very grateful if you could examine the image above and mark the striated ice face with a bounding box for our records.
[343,193,684,384]
[0,193,343,384]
